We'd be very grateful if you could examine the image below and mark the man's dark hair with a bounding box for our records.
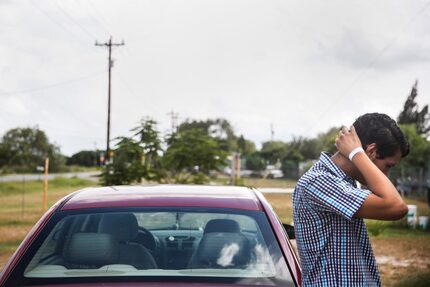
[353,113,409,159]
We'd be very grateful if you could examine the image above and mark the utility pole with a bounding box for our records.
[95,36,124,164]
[270,123,274,142]
[167,110,179,134]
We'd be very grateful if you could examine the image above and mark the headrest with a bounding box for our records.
[98,213,138,242]
[191,232,250,268]
[204,219,240,234]
[65,233,119,265]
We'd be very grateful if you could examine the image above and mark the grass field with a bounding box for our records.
[213,177,297,189]
[0,177,96,267]
[0,178,429,286]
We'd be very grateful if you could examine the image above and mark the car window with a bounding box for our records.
[135,212,177,230]
[179,212,257,231]
[21,208,294,286]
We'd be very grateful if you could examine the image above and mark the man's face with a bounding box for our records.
[372,151,402,176]
[356,149,402,185]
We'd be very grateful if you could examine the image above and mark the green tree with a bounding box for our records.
[281,159,299,179]
[260,141,288,164]
[177,119,213,134]
[0,127,65,173]
[398,81,429,136]
[101,137,143,185]
[398,124,430,169]
[299,138,322,160]
[245,152,265,171]
[67,150,98,167]
[132,118,164,181]
[212,118,238,152]
[284,137,304,161]
[163,128,227,183]
[390,124,430,194]
[177,118,239,152]
[315,127,340,155]
[237,135,256,156]
[281,137,305,179]
[100,118,164,185]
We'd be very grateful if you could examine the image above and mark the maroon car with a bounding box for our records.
[0,185,301,286]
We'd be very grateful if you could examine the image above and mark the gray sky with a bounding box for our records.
[1,0,429,156]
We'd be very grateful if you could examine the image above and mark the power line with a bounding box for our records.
[30,0,89,46]
[81,0,134,58]
[116,70,158,115]
[86,0,113,33]
[53,1,98,41]
[83,0,134,57]
[0,71,104,97]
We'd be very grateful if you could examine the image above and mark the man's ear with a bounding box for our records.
[365,143,377,160]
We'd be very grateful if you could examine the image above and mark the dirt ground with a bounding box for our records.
[372,236,430,286]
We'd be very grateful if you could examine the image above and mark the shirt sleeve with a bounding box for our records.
[304,174,370,220]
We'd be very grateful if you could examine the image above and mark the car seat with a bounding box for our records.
[63,232,119,268]
[98,213,157,269]
[188,219,250,269]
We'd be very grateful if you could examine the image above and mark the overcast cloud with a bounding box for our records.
[1,0,429,155]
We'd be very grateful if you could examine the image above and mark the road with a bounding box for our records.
[0,173,293,193]
[0,171,100,182]
[258,187,294,193]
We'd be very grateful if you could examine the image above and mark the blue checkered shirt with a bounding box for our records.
[293,152,381,286]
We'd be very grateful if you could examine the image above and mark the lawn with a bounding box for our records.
[0,177,97,268]
[213,176,297,188]
[0,178,429,286]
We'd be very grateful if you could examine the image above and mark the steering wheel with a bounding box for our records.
[135,226,156,251]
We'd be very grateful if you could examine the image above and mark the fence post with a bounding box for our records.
[43,158,49,211]
[21,174,25,217]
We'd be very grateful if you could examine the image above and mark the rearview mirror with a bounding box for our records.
[282,223,295,239]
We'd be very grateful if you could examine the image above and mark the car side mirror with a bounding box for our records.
[282,223,295,239]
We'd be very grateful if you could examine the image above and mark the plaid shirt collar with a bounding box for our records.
[319,152,356,186]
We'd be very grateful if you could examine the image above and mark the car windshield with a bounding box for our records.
[22,208,294,286]
[135,211,257,231]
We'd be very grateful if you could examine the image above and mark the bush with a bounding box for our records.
[366,220,389,236]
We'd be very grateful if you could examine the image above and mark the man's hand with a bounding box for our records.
[335,126,362,158]
[334,125,407,220]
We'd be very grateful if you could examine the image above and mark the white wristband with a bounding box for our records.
[348,147,364,161]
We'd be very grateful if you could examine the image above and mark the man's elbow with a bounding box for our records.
[390,202,408,220]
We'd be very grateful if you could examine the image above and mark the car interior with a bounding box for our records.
[23,209,293,285]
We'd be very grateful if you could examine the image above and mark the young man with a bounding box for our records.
[293,113,409,286]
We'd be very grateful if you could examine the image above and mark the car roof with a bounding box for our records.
[61,185,263,211]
